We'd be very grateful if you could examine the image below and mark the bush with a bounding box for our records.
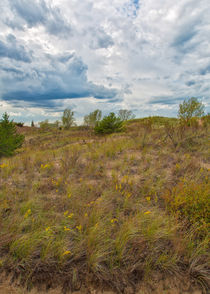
[118,109,135,121]
[94,112,124,134]
[84,109,102,128]
[163,179,209,236]
[62,108,75,129]
[178,97,205,124]
[0,113,24,158]
[15,122,24,127]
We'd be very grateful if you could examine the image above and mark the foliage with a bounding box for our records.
[178,97,205,123]
[118,109,135,121]
[83,109,102,127]
[39,119,51,132]
[94,112,124,134]
[31,120,35,127]
[15,122,24,127]
[0,112,24,158]
[164,179,210,236]
[62,108,75,129]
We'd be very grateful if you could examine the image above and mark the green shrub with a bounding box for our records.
[0,112,24,158]
[94,112,124,134]
[178,97,205,124]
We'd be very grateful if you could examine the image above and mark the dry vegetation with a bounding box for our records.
[0,117,209,293]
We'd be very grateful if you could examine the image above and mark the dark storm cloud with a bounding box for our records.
[1,52,118,108]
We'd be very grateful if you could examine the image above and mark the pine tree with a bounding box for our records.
[0,113,24,158]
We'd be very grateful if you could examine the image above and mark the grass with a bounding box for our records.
[0,117,209,293]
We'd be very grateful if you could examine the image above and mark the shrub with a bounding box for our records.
[178,97,205,124]
[118,109,135,121]
[83,109,102,128]
[163,180,210,236]
[94,112,124,134]
[15,122,24,127]
[0,112,24,158]
[62,108,75,129]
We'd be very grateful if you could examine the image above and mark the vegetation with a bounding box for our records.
[0,112,24,158]
[62,108,75,129]
[94,112,124,134]
[178,97,205,124]
[84,109,102,127]
[118,109,135,121]
[0,100,209,293]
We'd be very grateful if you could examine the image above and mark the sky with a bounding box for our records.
[0,0,210,125]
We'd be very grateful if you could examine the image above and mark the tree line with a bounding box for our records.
[0,97,208,158]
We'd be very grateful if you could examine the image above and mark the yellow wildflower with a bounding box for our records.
[24,209,31,219]
[76,225,82,232]
[41,163,50,169]
[0,163,8,168]
[126,192,131,198]
[45,226,51,232]
[67,192,72,198]
[87,201,94,207]
[62,250,71,256]
[64,210,69,216]
[146,197,151,202]
[68,213,74,219]
[144,211,151,215]
[84,213,88,217]
[111,218,118,224]
[64,226,71,231]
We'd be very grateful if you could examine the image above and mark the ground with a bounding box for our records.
[0,117,209,293]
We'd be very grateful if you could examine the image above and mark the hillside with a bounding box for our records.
[0,118,209,293]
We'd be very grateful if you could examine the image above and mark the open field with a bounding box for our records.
[0,117,209,293]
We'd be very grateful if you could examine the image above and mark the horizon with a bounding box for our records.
[0,0,210,123]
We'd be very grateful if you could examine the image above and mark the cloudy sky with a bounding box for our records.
[0,0,210,124]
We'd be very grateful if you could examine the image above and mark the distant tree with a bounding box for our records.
[178,97,205,123]
[0,112,24,158]
[84,109,102,127]
[118,109,135,121]
[94,112,124,134]
[54,120,61,129]
[31,120,35,127]
[62,108,75,129]
[15,122,24,127]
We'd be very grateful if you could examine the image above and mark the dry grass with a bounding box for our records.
[0,118,209,293]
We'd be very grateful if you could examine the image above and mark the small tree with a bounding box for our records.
[178,97,205,123]
[31,120,35,127]
[118,109,135,121]
[39,119,50,132]
[94,112,124,134]
[0,112,24,158]
[84,109,102,127]
[62,108,75,129]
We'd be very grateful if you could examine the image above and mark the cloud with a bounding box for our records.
[89,27,114,49]
[200,64,210,76]
[0,0,210,121]
[1,52,118,107]
[6,0,71,36]
[0,34,32,62]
